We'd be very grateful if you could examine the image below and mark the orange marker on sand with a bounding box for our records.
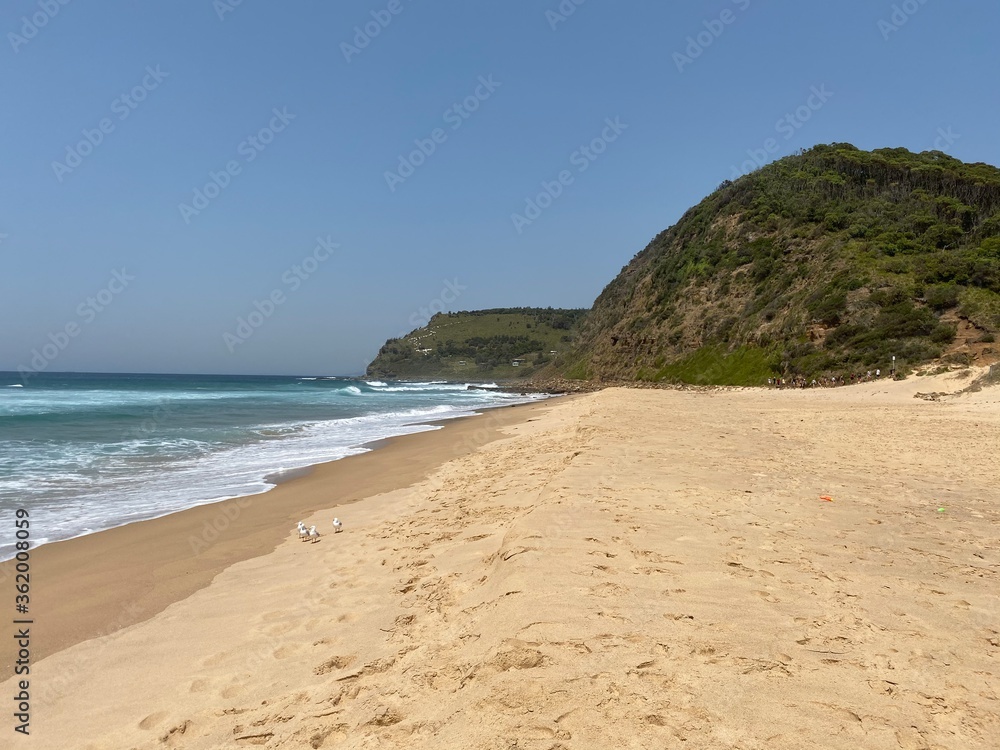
[819,495,833,502]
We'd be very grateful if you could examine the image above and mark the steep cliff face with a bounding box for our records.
[552,144,1000,384]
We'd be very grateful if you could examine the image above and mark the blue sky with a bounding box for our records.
[2,0,998,376]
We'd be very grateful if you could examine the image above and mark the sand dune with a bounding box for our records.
[6,373,1000,748]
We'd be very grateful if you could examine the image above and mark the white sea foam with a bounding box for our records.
[0,389,250,417]
[372,382,501,393]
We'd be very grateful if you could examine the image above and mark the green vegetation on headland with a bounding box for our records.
[367,145,1000,386]
[552,144,1000,385]
[366,308,587,380]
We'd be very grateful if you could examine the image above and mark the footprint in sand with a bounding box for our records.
[397,575,421,594]
[597,610,629,623]
[359,657,397,677]
[202,651,229,668]
[261,621,296,637]
[522,725,572,741]
[633,550,674,563]
[366,707,404,727]
[753,590,781,603]
[634,566,673,576]
[306,724,349,747]
[160,719,192,744]
[138,711,168,729]
[725,561,773,578]
[664,613,695,622]
[589,582,630,597]
[313,655,357,675]
[272,644,302,660]
[485,642,549,672]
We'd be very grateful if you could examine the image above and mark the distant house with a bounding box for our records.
[511,358,524,367]
[549,350,557,355]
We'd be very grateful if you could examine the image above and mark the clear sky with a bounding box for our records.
[2,0,998,376]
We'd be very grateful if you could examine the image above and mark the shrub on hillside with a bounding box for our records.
[929,324,957,344]
[924,283,961,311]
[875,301,937,338]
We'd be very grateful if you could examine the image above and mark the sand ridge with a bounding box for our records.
[4,376,999,748]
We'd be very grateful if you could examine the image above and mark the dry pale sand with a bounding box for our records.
[4,373,1000,749]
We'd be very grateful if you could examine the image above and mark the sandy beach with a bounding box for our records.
[3,374,999,748]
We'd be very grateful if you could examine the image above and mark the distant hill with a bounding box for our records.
[366,308,587,380]
[548,144,1000,385]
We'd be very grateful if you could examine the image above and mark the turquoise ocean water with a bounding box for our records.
[0,372,546,560]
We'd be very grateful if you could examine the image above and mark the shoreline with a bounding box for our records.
[1,401,551,564]
[0,372,554,564]
[0,397,565,671]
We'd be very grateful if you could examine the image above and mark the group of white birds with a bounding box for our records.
[295,517,343,543]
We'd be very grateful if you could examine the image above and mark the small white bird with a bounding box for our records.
[297,522,309,542]
[308,525,320,543]
[332,517,343,533]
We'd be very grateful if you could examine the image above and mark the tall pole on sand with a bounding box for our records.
[891,355,895,378]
